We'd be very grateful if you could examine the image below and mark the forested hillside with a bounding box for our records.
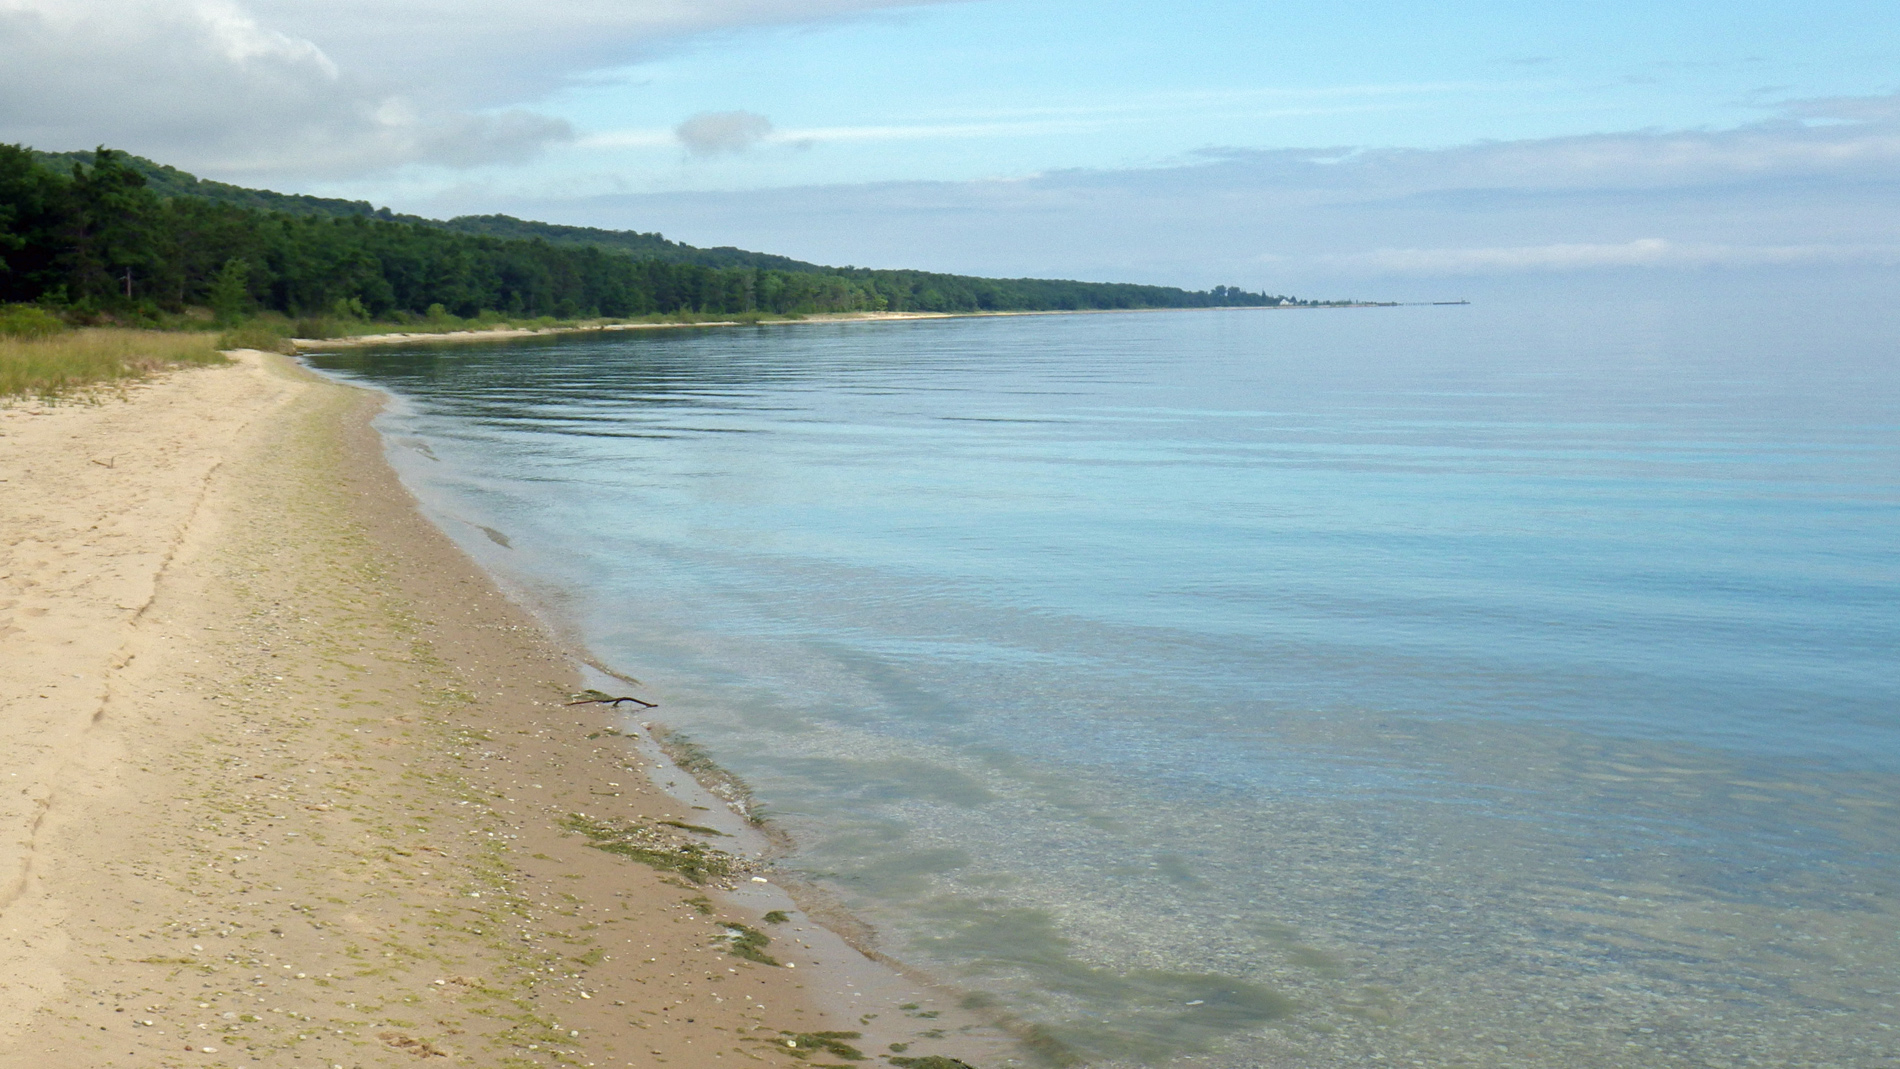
[436,216,827,272]
[3,146,1315,321]
[28,149,826,272]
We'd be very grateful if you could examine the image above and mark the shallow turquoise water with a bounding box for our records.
[309,293,1900,1067]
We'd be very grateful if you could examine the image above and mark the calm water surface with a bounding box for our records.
[309,296,1900,1068]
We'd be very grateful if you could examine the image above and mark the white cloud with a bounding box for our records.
[675,111,774,157]
[0,0,577,177]
[244,0,959,108]
[0,0,957,178]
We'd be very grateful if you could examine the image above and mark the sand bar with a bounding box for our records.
[0,354,1005,1067]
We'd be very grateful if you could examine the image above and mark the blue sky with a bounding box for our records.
[484,0,1899,192]
[4,0,1898,291]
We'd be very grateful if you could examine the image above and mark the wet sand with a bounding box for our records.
[0,353,1006,1068]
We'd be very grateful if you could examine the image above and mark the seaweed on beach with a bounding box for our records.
[888,1058,978,1069]
[720,922,779,966]
[558,813,748,885]
[646,724,768,825]
[775,1030,864,1060]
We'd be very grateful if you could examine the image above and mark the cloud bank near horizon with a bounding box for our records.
[433,92,1900,288]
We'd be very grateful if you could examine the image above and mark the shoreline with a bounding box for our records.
[296,302,1396,351]
[333,360,1033,1066]
[0,354,1011,1067]
[296,310,965,349]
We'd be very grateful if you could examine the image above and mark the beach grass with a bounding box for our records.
[0,326,228,398]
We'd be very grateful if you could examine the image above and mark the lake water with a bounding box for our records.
[307,293,1900,1068]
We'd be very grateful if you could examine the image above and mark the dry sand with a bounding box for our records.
[0,354,1007,1068]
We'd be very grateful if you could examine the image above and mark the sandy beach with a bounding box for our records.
[289,304,1322,353]
[0,354,1004,1068]
[294,311,969,351]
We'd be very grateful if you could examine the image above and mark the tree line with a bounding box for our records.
[2,146,1315,323]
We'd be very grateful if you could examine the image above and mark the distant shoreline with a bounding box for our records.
[296,302,1410,350]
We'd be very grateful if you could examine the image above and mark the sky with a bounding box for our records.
[4,0,1899,294]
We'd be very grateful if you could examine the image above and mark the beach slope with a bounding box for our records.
[0,354,950,1068]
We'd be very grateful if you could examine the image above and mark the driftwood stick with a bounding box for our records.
[566,696,658,709]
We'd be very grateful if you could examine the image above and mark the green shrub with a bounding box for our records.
[0,304,69,339]
[291,315,370,340]
[208,259,254,326]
